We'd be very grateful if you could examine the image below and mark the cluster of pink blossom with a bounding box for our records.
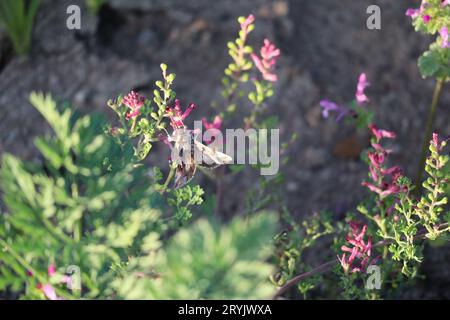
[122,91,145,120]
[338,221,379,273]
[361,125,406,199]
[406,0,450,48]
[405,0,450,22]
[251,39,281,82]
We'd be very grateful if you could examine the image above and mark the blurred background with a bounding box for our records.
[0,0,449,298]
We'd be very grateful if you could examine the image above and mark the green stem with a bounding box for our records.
[415,78,444,193]
[161,166,175,193]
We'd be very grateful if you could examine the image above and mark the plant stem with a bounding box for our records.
[415,78,444,193]
[131,117,137,132]
[161,166,175,193]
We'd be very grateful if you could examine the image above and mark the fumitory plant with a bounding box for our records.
[405,0,450,191]
[0,9,449,301]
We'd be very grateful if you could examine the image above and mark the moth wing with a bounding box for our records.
[173,162,196,189]
[193,140,233,168]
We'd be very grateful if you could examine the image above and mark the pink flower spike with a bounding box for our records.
[251,39,280,82]
[48,264,56,277]
[123,91,145,120]
[339,221,376,274]
[355,73,370,105]
[440,27,449,48]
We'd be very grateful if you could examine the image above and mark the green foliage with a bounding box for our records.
[408,0,450,80]
[418,43,450,80]
[107,63,175,161]
[224,16,254,82]
[0,0,40,55]
[271,210,334,298]
[0,93,203,299]
[112,213,277,299]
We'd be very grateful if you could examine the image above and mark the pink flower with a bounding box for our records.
[42,284,61,300]
[251,39,281,82]
[405,8,420,18]
[422,15,431,23]
[405,0,430,20]
[431,132,449,152]
[202,116,223,145]
[32,263,71,300]
[202,116,222,130]
[369,124,396,142]
[165,99,196,129]
[338,221,378,273]
[48,264,56,276]
[362,124,405,199]
[440,27,449,48]
[123,91,145,120]
[355,73,370,105]
[442,0,450,7]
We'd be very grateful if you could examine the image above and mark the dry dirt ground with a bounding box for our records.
[0,0,449,298]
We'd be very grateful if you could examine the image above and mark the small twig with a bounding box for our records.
[272,222,449,299]
[160,166,175,194]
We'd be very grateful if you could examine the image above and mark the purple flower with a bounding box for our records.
[319,99,349,121]
[405,8,420,19]
[440,27,449,48]
[355,73,370,105]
